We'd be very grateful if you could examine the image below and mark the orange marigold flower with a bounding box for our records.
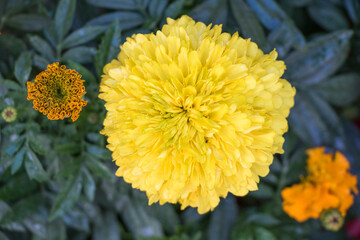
[281,147,358,223]
[27,63,87,121]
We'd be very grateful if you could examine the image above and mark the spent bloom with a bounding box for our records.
[27,63,87,121]
[100,16,296,213]
[320,208,344,231]
[282,147,358,223]
[1,106,17,122]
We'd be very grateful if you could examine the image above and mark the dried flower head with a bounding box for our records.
[320,208,344,231]
[100,16,296,214]
[282,147,358,222]
[27,63,87,121]
[1,106,17,122]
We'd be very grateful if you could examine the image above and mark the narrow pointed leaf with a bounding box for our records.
[86,0,137,10]
[207,196,238,240]
[189,0,228,25]
[28,35,55,61]
[95,20,121,76]
[11,147,25,174]
[62,47,96,64]
[25,150,48,182]
[312,73,360,106]
[49,171,82,221]
[7,14,50,31]
[14,52,32,85]
[230,0,267,49]
[308,3,349,31]
[0,174,37,201]
[85,154,114,180]
[63,25,106,49]
[55,0,76,41]
[86,12,143,30]
[285,30,353,85]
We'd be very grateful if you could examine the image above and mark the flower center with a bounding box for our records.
[5,110,13,118]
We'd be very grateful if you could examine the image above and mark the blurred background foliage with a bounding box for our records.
[0,0,360,239]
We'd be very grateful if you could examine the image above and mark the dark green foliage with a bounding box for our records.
[0,0,359,240]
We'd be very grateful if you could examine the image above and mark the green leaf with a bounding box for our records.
[28,134,47,155]
[189,0,228,25]
[14,52,32,85]
[308,3,349,31]
[0,34,26,59]
[54,0,76,41]
[25,150,48,182]
[149,204,180,234]
[7,14,50,31]
[230,0,267,49]
[28,35,56,61]
[45,220,66,240]
[288,92,330,146]
[23,216,46,238]
[0,194,42,225]
[247,183,274,200]
[95,20,121,76]
[62,46,96,64]
[0,79,23,91]
[306,91,343,138]
[65,60,97,84]
[86,144,111,159]
[0,201,12,221]
[0,231,10,240]
[85,154,114,181]
[62,208,89,231]
[344,0,360,24]
[82,168,95,201]
[4,135,24,156]
[284,0,312,7]
[0,173,37,201]
[120,196,164,238]
[312,73,360,106]
[1,123,26,135]
[246,0,305,52]
[149,0,168,17]
[207,195,238,240]
[254,227,277,240]
[285,146,307,185]
[245,0,287,30]
[162,0,185,20]
[93,211,121,240]
[285,30,353,85]
[33,54,49,70]
[86,12,143,30]
[245,213,280,226]
[231,225,254,240]
[267,19,305,57]
[63,25,106,49]
[49,171,82,221]
[86,0,137,10]
[11,147,25,174]
[54,142,81,154]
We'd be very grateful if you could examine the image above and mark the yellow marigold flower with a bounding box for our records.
[99,15,296,214]
[282,147,358,222]
[1,106,17,122]
[27,63,87,121]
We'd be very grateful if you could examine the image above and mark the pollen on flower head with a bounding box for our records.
[99,15,296,214]
[1,106,17,122]
[27,63,87,121]
[282,147,358,222]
